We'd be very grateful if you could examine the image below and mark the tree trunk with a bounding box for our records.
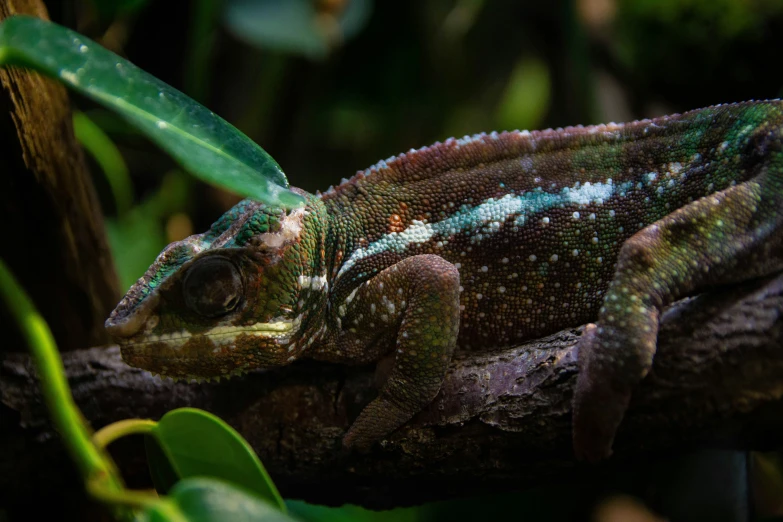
[0,0,119,354]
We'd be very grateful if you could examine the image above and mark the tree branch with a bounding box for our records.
[2,273,783,508]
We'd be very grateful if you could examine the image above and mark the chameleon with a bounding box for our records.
[105,100,783,461]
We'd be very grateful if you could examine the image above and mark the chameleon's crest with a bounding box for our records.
[106,194,327,380]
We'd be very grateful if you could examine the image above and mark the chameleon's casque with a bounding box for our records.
[107,100,783,460]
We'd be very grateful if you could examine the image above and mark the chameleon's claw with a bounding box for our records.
[342,431,375,454]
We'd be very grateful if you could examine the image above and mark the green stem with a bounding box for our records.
[93,418,157,450]
[0,259,116,484]
[185,0,222,102]
[73,111,134,217]
[87,474,159,510]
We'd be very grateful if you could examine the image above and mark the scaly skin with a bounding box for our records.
[106,100,783,459]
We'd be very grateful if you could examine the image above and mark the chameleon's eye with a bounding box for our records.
[182,257,244,318]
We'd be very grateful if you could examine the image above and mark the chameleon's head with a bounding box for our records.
[105,194,329,381]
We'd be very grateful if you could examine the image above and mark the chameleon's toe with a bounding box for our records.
[572,324,633,463]
[342,394,418,452]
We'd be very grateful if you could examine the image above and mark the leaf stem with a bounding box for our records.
[93,418,157,450]
[86,474,159,510]
[73,111,134,217]
[0,259,117,485]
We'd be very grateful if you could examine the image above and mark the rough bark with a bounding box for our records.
[0,0,119,353]
[2,272,783,510]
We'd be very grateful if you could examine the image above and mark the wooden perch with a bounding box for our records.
[2,272,783,509]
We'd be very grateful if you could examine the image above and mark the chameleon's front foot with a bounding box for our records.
[342,395,415,452]
[337,254,461,451]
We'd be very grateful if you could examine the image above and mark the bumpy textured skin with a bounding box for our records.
[106,100,783,459]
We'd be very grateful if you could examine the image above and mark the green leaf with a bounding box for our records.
[142,478,299,522]
[0,15,304,208]
[144,434,180,496]
[148,408,286,512]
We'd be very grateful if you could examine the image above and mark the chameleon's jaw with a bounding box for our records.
[117,319,300,379]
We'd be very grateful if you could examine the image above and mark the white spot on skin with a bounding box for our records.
[311,275,328,290]
[259,207,306,248]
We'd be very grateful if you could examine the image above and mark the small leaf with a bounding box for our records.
[148,408,285,512]
[0,15,304,208]
[142,478,298,522]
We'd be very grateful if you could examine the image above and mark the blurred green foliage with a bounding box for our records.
[105,171,191,290]
[44,0,783,520]
[224,0,373,60]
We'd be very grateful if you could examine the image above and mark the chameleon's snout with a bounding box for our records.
[105,314,141,338]
[105,290,160,339]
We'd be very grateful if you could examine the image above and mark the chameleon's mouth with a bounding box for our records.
[118,320,297,349]
[118,319,300,378]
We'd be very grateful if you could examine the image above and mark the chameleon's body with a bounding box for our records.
[106,100,783,460]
